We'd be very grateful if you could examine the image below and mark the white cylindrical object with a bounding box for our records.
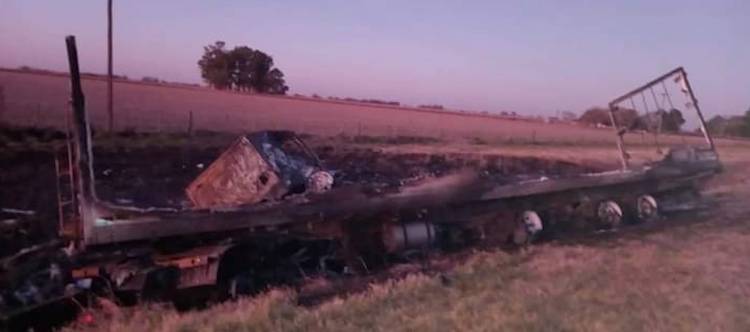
[385,222,436,253]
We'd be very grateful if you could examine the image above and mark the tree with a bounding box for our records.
[198,41,232,90]
[578,107,609,126]
[743,108,750,137]
[228,45,255,91]
[616,108,639,128]
[627,108,684,133]
[705,111,750,138]
[263,68,289,95]
[560,111,578,122]
[578,107,637,127]
[197,41,289,94]
[661,108,686,133]
[141,76,160,83]
[707,115,730,136]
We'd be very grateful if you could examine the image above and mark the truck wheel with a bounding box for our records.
[636,195,658,222]
[228,272,257,299]
[597,200,623,229]
[512,210,543,245]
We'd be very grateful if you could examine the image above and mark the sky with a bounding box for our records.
[0,0,748,122]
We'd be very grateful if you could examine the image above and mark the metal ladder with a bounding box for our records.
[55,116,81,240]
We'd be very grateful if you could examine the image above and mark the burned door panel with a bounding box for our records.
[185,131,331,209]
[186,136,281,209]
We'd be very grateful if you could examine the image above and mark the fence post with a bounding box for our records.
[36,103,43,128]
[187,110,194,136]
[158,109,164,133]
[0,85,4,125]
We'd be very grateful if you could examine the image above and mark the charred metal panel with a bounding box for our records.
[246,131,323,194]
[186,137,281,209]
[154,244,232,289]
[185,131,327,209]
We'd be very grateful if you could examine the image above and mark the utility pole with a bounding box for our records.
[107,0,114,132]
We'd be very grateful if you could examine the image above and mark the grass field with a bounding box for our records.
[61,142,750,332]
[2,69,744,148]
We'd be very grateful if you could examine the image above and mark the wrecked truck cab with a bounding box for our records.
[185,131,332,209]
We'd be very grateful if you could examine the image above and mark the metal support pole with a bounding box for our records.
[0,86,4,125]
[66,36,98,247]
[608,106,629,170]
[107,0,114,132]
[66,36,96,202]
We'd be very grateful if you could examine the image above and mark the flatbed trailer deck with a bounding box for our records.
[83,152,717,246]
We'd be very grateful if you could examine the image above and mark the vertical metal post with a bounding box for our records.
[0,85,4,125]
[66,36,96,201]
[187,110,194,136]
[608,106,629,170]
[107,0,114,132]
[66,36,98,249]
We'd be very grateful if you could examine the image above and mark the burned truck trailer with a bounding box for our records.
[0,37,721,329]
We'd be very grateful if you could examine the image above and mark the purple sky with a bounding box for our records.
[1,0,748,121]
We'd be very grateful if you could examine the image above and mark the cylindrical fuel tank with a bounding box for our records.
[383,221,436,253]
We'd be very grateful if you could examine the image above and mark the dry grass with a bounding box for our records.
[65,147,750,332]
[70,222,750,332]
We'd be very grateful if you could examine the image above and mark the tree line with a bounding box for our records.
[578,107,685,133]
[578,105,750,138]
[198,41,289,94]
[705,109,750,138]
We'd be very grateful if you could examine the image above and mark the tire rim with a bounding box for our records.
[513,210,543,245]
[597,200,623,228]
[637,195,658,221]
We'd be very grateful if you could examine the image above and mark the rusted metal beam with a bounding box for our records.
[65,36,97,246]
[608,107,629,169]
[608,67,684,108]
[65,36,96,202]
